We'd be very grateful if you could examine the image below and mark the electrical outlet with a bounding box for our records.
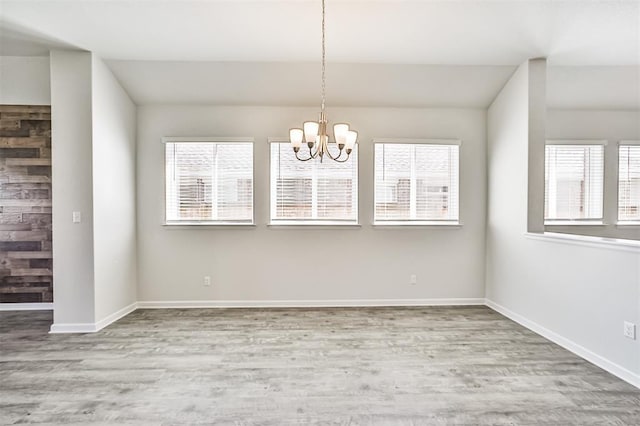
[72,211,81,223]
[409,274,417,285]
[204,276,211,287]
[623,321,636,340]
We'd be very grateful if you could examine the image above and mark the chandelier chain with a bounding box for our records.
[321,0,326,111]
[288,0,356,163]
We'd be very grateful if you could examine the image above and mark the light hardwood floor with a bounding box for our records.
[1,306,639,425]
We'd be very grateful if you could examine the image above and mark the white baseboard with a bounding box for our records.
[137,298,486,309]
[50,302,138,334]
[94,302,138,331]
[0,302,53,311]
[485,299,640,389]
[49,322,98,333]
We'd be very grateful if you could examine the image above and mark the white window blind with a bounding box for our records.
[544,145,604,221]
[374,143,459,223]
[165,141,253,224]
[270,143,358,223]
[618,145,640,222]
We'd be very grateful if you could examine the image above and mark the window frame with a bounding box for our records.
[543,139,606,226]
[372,138,462,226]
[617,140,640,226]
[162,136,255,226]
[268,138,360,226]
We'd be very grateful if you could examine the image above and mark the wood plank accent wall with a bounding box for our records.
[0,105,52,303]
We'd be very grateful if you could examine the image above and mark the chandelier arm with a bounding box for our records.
[310,143,321,158]
[323,145,343,161]
[330,152,351,163]
[295,149,317,162]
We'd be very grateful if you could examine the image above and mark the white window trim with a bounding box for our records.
[616,221,640,227]
[162,136,255,226]
[267,221,362,228]
[372,138,462,146]
[616,141,640,224]
[372,220,461,227]
[546,139,608,146]
[163,222,257,228]
[163,136,255,143]
[544,220,606,226]
[268,139,360,225]
[543,141,606,224]
[373,139,461,226]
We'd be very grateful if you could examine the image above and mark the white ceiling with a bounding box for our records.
[1,0,638,66]
[1,1,638,109]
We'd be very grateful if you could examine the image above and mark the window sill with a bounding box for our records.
[372,221,461,228]
[544,220,605,226]
[163,222,256,228]
[268,221,361,228]
[525,232,640,252]
[617,221,640,227]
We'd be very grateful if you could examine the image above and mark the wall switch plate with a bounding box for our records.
[409,274,417,285]
[204,276,211,287]
[623,321,636,340]
[72,211,81,223]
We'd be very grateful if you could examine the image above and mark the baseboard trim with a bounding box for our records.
[50,302,138,334]
[137,298,486,309]
[0,302,53,311]
[49,322,98,333]
[485,299,640,389]
[94,302,138,332]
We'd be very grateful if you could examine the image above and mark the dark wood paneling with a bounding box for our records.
[0,105,52,303]
[0,241,42,251]
[0,148,40,158]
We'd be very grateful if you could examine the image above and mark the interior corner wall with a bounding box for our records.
[136,105,486,304]
[91,56,138,322]
[0,56,51,105]
[50,50,95,325]
[486,60,640,381]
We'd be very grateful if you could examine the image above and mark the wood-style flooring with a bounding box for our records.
[1,306,639,425]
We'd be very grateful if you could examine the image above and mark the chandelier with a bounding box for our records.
[289,0,358,162]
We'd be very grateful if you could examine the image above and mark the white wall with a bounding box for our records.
[107,61,515,108]
[50,51,138,330]
[0,56,51,105]
[91,56,137,322]
[137,105,486,303]
[547,66,640,110]
[546,109,640,240]
[486,60,640,382]
[50,50,95,325]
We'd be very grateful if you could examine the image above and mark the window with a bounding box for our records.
[544,144,604,223]
[270,142,358,224]
[374,142,459,224]
[618,144,640,223]
[165,139,253,224]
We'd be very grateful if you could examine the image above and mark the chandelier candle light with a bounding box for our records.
[289,0,358,162]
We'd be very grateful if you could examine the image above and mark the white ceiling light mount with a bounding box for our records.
[289,0,357,163]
